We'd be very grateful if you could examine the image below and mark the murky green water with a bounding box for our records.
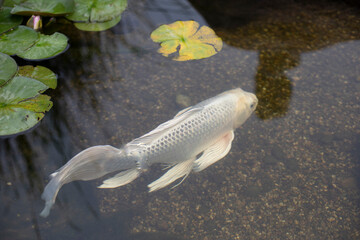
[1,0,359,239]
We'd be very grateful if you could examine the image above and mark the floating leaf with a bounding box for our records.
[0,53,17,86]
[3,0,25,8]
[11,0,75,16]
[74,15,121,31]
[66,0,127,23]
[0,76,53,136]
[0,7,23,34]
[17,32,69,60]
[0,26,39,55]
[17,65,57,89]
[151,20,223,61]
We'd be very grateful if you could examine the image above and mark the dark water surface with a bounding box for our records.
[1,0,360,239]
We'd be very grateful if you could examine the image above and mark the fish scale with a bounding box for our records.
[140,98,236,166]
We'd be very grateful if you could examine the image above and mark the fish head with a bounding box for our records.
[228,88,258,128]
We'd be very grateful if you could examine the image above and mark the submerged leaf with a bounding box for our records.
[66,0,127,23]
[151,20,223,61]
[0,76,53,136]
[11,0,75,16]
[17,32,69,60]
[89,0,127,22]
[0,25,39,55]
[0,7,23,34]
[0,53,17,86]
[74,15,121,31]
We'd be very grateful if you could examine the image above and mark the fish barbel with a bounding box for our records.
[40,88,258,217]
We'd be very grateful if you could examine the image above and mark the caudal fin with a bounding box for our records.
[40,145,137,217]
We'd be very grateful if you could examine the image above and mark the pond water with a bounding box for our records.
[1,0,360,239]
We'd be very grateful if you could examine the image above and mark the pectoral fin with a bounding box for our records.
[193,131,234,172]
[98,168,140,188]
[148,158,195,192]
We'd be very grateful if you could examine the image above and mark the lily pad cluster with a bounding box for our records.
[0,7,69,60]
[0,53,57,136]
[3,0,128,31]
[151,20,223,61]
[0,5,66,136]
[0,0,129,137]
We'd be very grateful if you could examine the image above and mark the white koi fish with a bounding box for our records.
[40,88,257,217]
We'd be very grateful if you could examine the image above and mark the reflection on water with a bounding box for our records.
[255,50,294,119]
[1,0,360,239]
[192,0,360,120]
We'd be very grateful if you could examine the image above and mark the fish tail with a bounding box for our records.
[40,145,139,217]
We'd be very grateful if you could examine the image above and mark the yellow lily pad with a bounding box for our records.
[150,20,223,61]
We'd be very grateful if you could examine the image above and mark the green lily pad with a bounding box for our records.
[0,25,39,55]
[74,15,121,31]
[11,0,75,16]
[150,20,223,61]
[17,65,57,89]
[0,53,17,86]
[17,32,69,60]
[3,0,25,8]
[66,0,127,23]
[0,7,23,34]
[0,76,53,136]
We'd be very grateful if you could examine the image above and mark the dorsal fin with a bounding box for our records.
[174,106,191,117]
